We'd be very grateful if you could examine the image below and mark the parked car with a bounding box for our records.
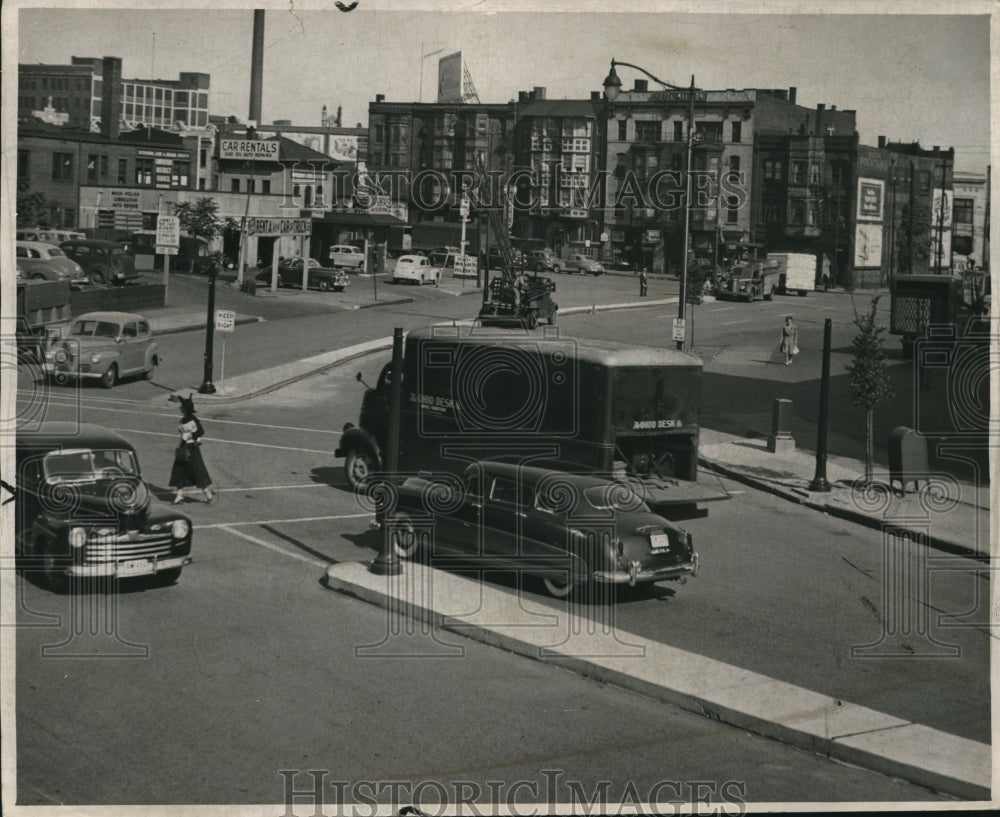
[60,239,139,286]
[429,245,461,257]
[15,241,87,284]
[256,257,349,292]
[328,244,366,270]
[486,247,525,270]
[385,462,698,599]
[553,254,605,276]
[392,254,441,285]
[428,252,457,270]
[43,311,160,388]
[14,422,193,592]
[17,228,86,244]
[525,248,558,272]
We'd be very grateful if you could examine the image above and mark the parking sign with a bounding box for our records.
[215,310,236,333]
[156,215,180,248]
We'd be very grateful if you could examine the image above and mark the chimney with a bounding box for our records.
[249,10,265,124]
[591,90,601,102]
[100,56,122,139]
[815,103,825,135]
[788,86,797,105]
[375,94,385,103]
[634,79,648,93]
[519,90,529,103]
[878,135,886,149]
[533,86,546,100]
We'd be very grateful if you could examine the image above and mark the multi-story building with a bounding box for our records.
[951,170,989,270]
[18,56,210,133]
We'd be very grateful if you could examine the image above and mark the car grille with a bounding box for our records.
[84,531,175,563]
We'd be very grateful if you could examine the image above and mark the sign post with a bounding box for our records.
[214,309,236,390]
[155,214,181,305]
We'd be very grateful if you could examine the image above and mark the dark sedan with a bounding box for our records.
[15,423,193,591]
[382,462,698,599]
[256,257,349,292]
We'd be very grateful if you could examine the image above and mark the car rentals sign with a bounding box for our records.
[219,139,280,161]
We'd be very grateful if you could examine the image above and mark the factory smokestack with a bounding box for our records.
[249,10,265,124]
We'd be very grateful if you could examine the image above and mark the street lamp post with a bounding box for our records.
[603,60,699,350]
[198,263,218,394]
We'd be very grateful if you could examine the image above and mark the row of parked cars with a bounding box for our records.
[16,230,139,287]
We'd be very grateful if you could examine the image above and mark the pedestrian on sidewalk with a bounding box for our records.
[780,315,799,365]
[168,393,218,504]
[639,268,648,297]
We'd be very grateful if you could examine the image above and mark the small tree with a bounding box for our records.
[173,197,223,273]
[16,179,56,228]
[845,295,895,483]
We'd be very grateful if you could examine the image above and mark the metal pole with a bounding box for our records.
[936,157,947,272]
[677,75,695,350]
[370,328,404,576]
[808,318,832,492]
[198,265,217,394]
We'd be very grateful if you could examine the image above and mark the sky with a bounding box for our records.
[6,1,995,173]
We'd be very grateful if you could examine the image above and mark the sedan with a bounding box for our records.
[328,244,366,270]
[385,462,698,599]
[553,254,605,276]
[392,254,441,285]
[256,257,349,292]
[44,311,159,388]
[16,241,87,284]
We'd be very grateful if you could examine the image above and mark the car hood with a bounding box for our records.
[41,476,152,521]
[60,336,119,352]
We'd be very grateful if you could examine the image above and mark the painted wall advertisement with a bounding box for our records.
[220,138,280,161]
[856,178,884,221]
[853,223,883,268]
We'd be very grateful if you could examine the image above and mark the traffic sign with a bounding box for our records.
[156,246,179,255]
[156,215,181,248]
[215,309,236,333]
[672,318,686,342]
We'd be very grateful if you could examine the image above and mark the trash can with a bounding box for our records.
[887,426,929,495]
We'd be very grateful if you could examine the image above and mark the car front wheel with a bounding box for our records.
[552,265,561,274]
[90,269,107,286]
[318,279,331,292]
[155,567,182,585]
[100,363,118,389]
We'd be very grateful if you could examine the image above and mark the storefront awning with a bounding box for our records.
[313,212,405,227]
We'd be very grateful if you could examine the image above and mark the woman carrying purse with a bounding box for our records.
[169,393,218,504]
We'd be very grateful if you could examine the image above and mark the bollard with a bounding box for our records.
[767,398,796,454]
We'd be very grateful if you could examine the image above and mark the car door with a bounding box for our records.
[482,474,531,561]
[119,321,141,374]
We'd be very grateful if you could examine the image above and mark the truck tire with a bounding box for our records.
[526,310,538,329]
[344,448,378,490]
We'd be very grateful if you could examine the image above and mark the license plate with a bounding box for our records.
[118,559,154,577]
[648,532,670,553]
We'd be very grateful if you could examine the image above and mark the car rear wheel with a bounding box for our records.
[100,364,118,389]
[31,273,47,281]
[90,269,107,286]
[543,573,575,599]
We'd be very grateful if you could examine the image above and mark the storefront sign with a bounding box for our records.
[110,189,141,211]
[245,217,312,237]
[220,139,280,161]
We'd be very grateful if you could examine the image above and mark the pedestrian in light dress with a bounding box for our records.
[169,393,217,504]
[780,316,799,365]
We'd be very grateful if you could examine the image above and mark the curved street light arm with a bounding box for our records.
[610,59,699,93]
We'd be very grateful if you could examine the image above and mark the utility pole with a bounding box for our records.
[677,75,695,351]
[887,159,897,282]
[936,155,948,272]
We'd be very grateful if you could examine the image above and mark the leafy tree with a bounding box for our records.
[845,295,895,483]
[173,197,223,273]
[895,203,932,273]
[16,179,55,228]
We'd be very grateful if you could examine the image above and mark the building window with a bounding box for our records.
[87,154,99,182]
[695,121,722,142]
[261,179,271,194]
[729,155,741,175]
[809,163,822,185]
[918,170,930,194]
[199,178,206,191]
[64,208,76,228]
[635,120,660,142]
[18,149,29,181]
[117,158,128,184]
[617,120,627,141]
[136,158,154,185]
[790,161,806,184]
[231,178,241,193]
[953,198,974,225]
[247,178,256,194]
[100,155,109,178]
[52,152,74,181]
[673,121,683,142]
[789,200,806,224]
[726,195,739,224]
[952,234,973,255]
[731,120,742,143]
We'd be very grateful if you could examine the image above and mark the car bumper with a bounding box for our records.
[594,552,699,586]
[67,554,192,578]
[42,363,106,380]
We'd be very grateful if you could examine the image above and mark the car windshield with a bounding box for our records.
[43,448,139,483]
[46,248,67,258]
[584,484,650,513]
[71,320,121,338]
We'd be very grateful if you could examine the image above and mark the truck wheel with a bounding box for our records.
[547,310,557,326]
[344,449,378,490]
[526,310,538,329]
[100,364,118,389]
[318,279,331,292]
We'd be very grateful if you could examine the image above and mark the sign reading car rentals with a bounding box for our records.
[245,217,312,237]
[219,139,280,161]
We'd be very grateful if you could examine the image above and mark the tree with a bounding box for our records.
[16,179,56,228]
[173,197,224,273]
[845,295,895,483]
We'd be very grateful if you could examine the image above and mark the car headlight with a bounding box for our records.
[90,353,102,364]
[171,519,190,539]
[68,527,87,548]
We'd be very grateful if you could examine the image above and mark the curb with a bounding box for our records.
[153,315,263,336]
[322,561,990,801]
[698,456,987,561]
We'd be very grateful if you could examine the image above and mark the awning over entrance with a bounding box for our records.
[312,212,406,227]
